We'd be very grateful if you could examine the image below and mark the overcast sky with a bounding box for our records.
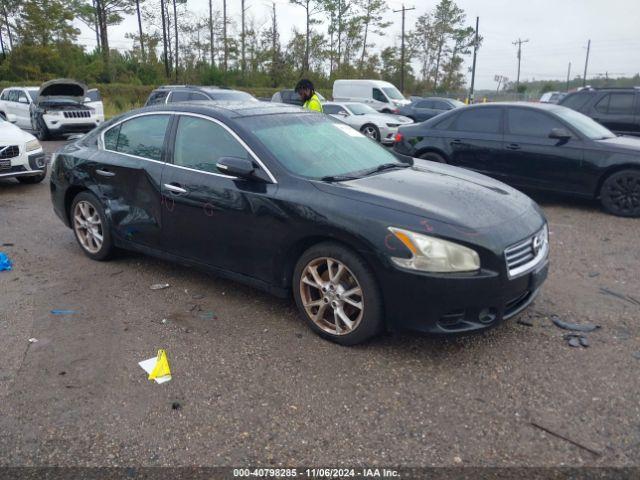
[75,0,640,90]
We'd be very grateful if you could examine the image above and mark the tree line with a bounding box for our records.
[0,0,478,94]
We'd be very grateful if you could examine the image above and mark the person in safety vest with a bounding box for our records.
[295,79,323,113]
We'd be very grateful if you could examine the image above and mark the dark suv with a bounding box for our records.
[144,85,258,106]
[559,87,640,136]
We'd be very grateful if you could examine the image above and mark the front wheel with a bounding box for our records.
[293,242,383,345]
[419,152,446,163]
[360,124,381,143]
[599,169,640,217]
[35,119,51,141]
[70,191,114,260]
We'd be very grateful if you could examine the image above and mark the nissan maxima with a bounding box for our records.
[50,102,549,345]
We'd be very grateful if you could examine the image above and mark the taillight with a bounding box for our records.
[394,132,404,143]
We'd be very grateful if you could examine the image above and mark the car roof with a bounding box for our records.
[462,102,563,111]
[134,100,304,119]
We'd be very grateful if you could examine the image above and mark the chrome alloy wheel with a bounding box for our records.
[73,200,104,254]
[361,125,379,141]
[299,257,364,335]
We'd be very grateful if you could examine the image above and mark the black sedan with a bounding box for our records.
[394,102,640,217]
[398,97,465,123]
[50,102,548,344]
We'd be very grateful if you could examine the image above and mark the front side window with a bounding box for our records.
[324,105,344,115]
[106,115,170,161]
[173,116,249,173]
[17,91,29,103]
[189,92,209,101]
[561,92,592,111]
[507,108,565,137]
[245,113,402,180]
[454,108,502,134]
[372,88,387,103]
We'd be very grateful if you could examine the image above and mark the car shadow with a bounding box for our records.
[519,189,602,214]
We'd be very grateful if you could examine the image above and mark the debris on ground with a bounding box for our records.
[0,252,13,271]
[139,349,172,384]
[1,242,14,247]
[588,272,600,278]
[171,402,181,410]
[28,338,38,343]
[50,309,77,315]
[563,333,590,349]
[517,318,534,327]
[599,287,640,307]
[199,311,217,320]
[161,318,168,324]
[551,315,600,332]
[150,283,170,290]
[192,293,205,300]
[529,421,601,456]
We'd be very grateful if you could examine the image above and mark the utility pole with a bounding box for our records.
[512,38,529,96]
[392,4,415,93]
[173,0,178,81]
[583,39,591,87]
[468,16,479,104]
[566,62,571,91]
[241,0,250,81]
[223,0,228,72]
[208,0,215,67]
[160,0,169,77]
[135,0,145,60]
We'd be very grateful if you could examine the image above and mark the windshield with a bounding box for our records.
[346,103,378,115]
[554,107,616,140]
[27,89,39,101]
[382,87,405,100]
[245,114,402,180]
[210,90,258,102]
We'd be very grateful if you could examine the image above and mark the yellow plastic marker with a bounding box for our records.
[148,349,171,380]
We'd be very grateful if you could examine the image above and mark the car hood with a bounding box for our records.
[0,121,36,144]
[37,79,87,104]
[596,135,640,153]
[314,161,538,232]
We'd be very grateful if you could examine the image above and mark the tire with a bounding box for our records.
[35,118,51,141]
[419,151,447,163]
[360,123,381,143]
[599,169,640,217]
[17,173,46,184]
[70,191,114,260]
[292,242,383,345]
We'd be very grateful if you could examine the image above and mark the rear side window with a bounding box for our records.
[0,90,7,101]
[561,92,592,111]
[454,108,502,134]
[105,115,170,161]
[507,108,565,137]
[146,90,169,105]
[596,93,635,115]
[173,116,249,173]
[7,90,18,102]
[416,100,432,108]
[433,101,451,110]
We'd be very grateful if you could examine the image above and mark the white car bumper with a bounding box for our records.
[43,113,100,133]
[0,144,46,179]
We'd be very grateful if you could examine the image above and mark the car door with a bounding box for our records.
[4,90,17,122]
[160,113,279,281]
[591,92,637,135]
[96,113,171,248]
[446,107,504,174]
[15,90,32,129]
[501,107,585,192]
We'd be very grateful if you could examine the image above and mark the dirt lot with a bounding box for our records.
[0,139,639,468]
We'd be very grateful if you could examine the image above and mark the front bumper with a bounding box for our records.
[379,258,549,334]
[0,148,46,178]
[43,115,99,133]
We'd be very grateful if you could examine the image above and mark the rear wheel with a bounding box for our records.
[419,151,446,163]
[360,123,381,143]
[70,191,114,260]
[293,242,383,345]
[600,169,640,217]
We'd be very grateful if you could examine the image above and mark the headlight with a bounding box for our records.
[26,139,41,152]
[388,227,480,273]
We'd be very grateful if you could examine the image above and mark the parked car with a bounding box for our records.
[84,88,105,122]
[144,85,258,106]
[559,87,640,136]
[398,97,465,122]
[323,101,413,144]
[333,79,410,114]
[0,116,46,183]
[394,102,640,217]
[30,79,102,140]
[50,101,548,344]
[0,86,39,129]
[539,91,567,104]
[271,89,326,106]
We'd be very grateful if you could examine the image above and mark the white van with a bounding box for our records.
[332,80,410,113]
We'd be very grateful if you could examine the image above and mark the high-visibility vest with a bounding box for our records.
[303,93,323,113]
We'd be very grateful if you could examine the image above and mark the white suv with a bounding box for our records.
[30,79,101,140]
[0,116,46,183]
[0,87,39,129]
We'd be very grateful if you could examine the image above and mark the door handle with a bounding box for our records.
[164,183,188,195]
[96,168,115,177]
[506,143,521,150]
[451,138,462,144]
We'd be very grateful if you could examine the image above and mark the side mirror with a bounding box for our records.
[549,128,572,140]
[216,156,258,180]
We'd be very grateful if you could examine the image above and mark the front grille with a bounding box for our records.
[0,158,11,170]
[63,111,91,118]
[505,227,548,278]
[0,145,19,160]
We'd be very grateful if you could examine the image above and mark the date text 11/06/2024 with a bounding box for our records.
[233,468,400,478]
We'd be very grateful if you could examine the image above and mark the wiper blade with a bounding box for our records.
[361,162,410,176]
[320,174,360,182]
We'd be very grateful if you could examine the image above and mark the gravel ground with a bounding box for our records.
[0,139,639,468]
